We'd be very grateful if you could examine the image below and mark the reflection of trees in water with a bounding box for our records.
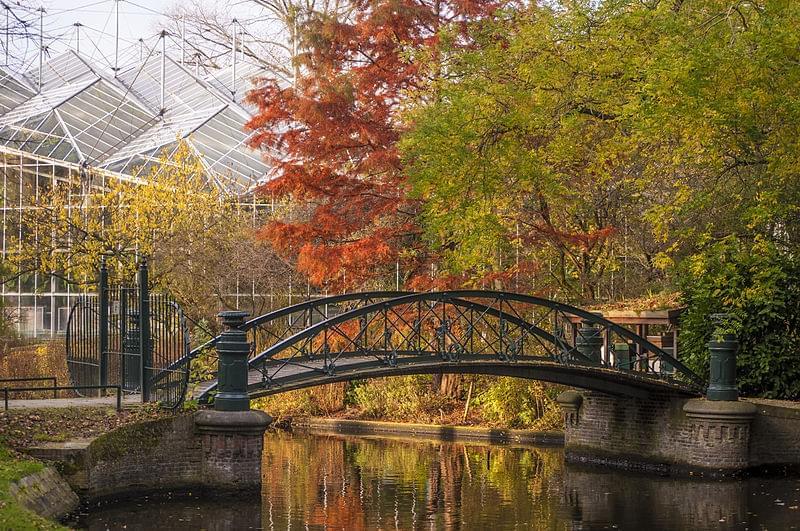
[262,432,783,530]
[425,445,464,529]
[261,431,565,529]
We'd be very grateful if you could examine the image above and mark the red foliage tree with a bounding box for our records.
[246,0,507,291]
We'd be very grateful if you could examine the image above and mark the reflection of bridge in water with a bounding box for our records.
[182,291,705,404]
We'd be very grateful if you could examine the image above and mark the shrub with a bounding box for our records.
[347,376,434,420]
[679,237,800,399]
[474,377,562,430]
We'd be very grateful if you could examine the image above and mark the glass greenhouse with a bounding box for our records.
[0,47,274,336]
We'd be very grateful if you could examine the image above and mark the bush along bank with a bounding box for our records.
[251,375,564,431]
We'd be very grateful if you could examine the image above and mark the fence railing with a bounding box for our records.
[0,377,58,398]
[2,384,123,411]
[66,257,190,409]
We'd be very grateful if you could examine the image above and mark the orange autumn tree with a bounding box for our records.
[246,0,511,292]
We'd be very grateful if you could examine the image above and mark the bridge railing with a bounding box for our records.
[182,292,410,395]
[188,291,705,402]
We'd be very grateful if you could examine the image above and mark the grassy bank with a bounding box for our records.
[0,406,177,531]
[0,445,67,531]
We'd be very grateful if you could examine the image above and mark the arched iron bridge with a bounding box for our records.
[175,291,705,404]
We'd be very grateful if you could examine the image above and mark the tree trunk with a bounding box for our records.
[432,373,462,398]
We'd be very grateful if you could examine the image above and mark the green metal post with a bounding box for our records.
[707,317,739,401]
[119,290,128,388]
[98,257,108,387]
[614,342,631,370]
[138,259,152,403]
[123,311,140,392]
[215,310,251,411]
[576,318,603,363]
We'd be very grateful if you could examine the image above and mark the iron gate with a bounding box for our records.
[66,259,191,408]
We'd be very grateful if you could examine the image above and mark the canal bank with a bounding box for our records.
[557,392,800,477]
[290,417,564,446]
[66,427,800,530]
[7,394,800,528]
[0,445,74,530]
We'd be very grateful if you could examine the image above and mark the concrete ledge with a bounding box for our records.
[290,417,564,446]
[746,398,800,420]
[24,439,93,492]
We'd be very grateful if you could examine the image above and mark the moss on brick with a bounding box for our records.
[0,445,68,530]
[87,415,188,464]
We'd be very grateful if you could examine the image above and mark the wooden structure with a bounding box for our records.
[567,308,683,365]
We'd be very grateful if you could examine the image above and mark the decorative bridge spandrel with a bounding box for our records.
[187,291,705,403]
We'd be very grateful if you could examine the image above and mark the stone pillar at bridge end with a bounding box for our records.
[193,310,271,490]
[556,390,583,428]
[681,398,756,472]
[195,409,271,490]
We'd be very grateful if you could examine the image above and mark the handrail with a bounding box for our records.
[2,385,123,411]
[0,377,58,398]
[190,291,411,359]
[155,292,412,380]
[243,291,704,387]
[195,291,705,402]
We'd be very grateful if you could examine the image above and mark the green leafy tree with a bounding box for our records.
[400,0,800,305]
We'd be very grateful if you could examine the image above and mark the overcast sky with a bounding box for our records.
[6,0,272,74]
[41,0,174,65]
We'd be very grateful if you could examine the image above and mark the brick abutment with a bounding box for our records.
[27,410,272,501]
[556,390,800,475]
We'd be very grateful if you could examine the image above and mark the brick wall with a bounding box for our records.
[81,412,267,499]
[562,391,800,474]
[748,399,800,467]
[563,391,693,473]
[85,415,204,498]
[199,431,264,489]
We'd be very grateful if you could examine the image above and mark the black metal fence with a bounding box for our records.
[66,258,190,409]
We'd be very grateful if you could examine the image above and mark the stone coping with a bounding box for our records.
[683,398,758,422]
[195,410,272,434]
[745,398,800,420]
[289,417,564,446]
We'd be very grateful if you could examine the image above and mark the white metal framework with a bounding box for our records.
[0,47,270,193]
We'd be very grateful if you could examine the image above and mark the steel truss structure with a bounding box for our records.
[191,292,705,403]
[0,42,275,337]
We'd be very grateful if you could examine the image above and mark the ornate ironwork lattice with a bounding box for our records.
[191,291,705,403]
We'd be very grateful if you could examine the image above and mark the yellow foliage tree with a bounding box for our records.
[7,140,296,322]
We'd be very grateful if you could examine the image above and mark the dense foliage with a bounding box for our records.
[398,0,800,397]
[679,237,800,399]
[248,0,800,399]
[401,0,800,303]
[246,0,519,291]
[253,376,563,430]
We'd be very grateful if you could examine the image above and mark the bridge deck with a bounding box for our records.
[190,355,700,402]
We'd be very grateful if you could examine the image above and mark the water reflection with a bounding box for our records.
[70,430,800,530]
[262,431,565,530]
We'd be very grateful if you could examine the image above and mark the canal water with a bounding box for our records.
[69,430,800,530]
